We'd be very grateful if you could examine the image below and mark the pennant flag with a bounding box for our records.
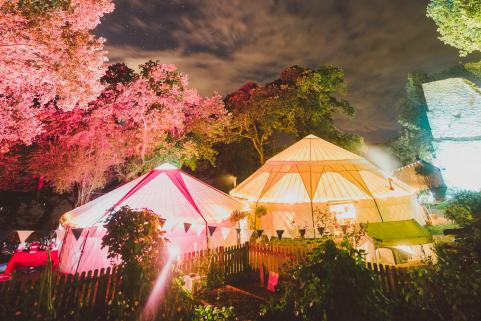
[72,228,83,240]
[240,229,254,241]
[299,228,306,239]
[17,230,34,244]
[183,223,192,233]
[55,230,66,243]
[208,226,217,236]
[340,224,348,234]
[276,230,284,240]
[317,226,325,236]
[220,227,231,240]
[256,229,264,238]
[193,224,205,236]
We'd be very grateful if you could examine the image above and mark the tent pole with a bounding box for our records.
[309,139,316,238]
[75,228,91,275]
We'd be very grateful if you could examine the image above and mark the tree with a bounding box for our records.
[17,61,229,206]
[0,0,114,153]
[444,191,481,225]
[427,0,481,57]
[225,66,362,165]
[261,240,388,321]
[28,94,132,206]
[113,61,229,179]
[390,74,434,165]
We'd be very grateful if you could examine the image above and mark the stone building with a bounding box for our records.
[422,78,481,191]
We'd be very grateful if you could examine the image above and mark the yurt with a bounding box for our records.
[230,135,432,264]
[59,163,247,274]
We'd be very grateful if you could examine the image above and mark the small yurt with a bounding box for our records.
[59,163,247,274]
[230,135,432,264]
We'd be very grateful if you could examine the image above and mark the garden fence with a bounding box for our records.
[0,242,408,317]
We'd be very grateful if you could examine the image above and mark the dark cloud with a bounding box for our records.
[96,0,471,143]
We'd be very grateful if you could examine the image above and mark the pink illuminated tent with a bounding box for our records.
[58,163,247,274]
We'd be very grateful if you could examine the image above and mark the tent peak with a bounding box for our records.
[155,162,178,170]
[304,134,319,139]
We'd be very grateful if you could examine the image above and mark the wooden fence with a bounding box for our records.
[0,242,408,318]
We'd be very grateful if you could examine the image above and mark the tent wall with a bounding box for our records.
[59,226,239,274]
[251,194,425,238]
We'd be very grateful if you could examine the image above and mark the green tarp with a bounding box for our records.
[365,219,432,247]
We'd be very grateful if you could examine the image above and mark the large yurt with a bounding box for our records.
[59,163,247,274]
[230,135,432,264]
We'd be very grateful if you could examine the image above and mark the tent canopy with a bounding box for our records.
[62,162,246,229]
[365,219,432,247]
[230,134,417,204]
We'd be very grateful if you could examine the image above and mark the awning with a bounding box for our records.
[365,219,432,247]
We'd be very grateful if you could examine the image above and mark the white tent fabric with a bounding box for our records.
[59,163,246,274]
[230,135,425,232]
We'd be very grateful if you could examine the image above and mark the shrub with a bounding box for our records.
[260,240,389,321]
[193,305,236,321]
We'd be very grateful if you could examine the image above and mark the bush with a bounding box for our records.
[445,191,481,225]
[193,305,236,321]
[102,206,168,320]
[395,219,481,321]
[260,240,389,321]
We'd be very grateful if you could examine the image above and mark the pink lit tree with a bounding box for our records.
[27,62,229,206]
[0,0,114,153]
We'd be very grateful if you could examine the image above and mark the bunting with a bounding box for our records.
[72,228,83,240]
[220,227,231,240]
[193,224,205,236]
[276,230,284,240]
[17,230,34,244]
[240,229,254,241]
[256,229,264,238]
[183,223,192,233]
[298,228,306,239]
[317,226,325,236]
[208,226,217,236]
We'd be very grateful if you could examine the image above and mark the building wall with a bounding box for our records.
[422,78,481,191]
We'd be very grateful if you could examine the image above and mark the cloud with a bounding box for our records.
[97,0,462,142]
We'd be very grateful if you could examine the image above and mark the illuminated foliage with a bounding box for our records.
[427,0,481,57]
[225,65,362,166]
[0,0,114,152]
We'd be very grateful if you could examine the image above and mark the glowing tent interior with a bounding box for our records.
[59,163,246,274]
[230,135,430,262]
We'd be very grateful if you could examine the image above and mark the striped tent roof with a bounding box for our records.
[230,135,416,204]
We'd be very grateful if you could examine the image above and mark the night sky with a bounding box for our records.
[96,0,473,143]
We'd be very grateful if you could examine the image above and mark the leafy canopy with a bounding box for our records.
[427,0,481,57]
[224,65,362,165]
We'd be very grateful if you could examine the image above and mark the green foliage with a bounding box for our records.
[427,0,481,57]
[155,273,195,321]
[395,219,481,321]
[261,240,388,321]
[193,305,236,321]
[1,0,70,17]
[206,257,226,290]
[390,74,434,165]
[102,206,167,320]
[224,65,362,165]
[444,191,481,225]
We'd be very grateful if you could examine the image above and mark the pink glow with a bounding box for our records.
[142,252,177,320]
